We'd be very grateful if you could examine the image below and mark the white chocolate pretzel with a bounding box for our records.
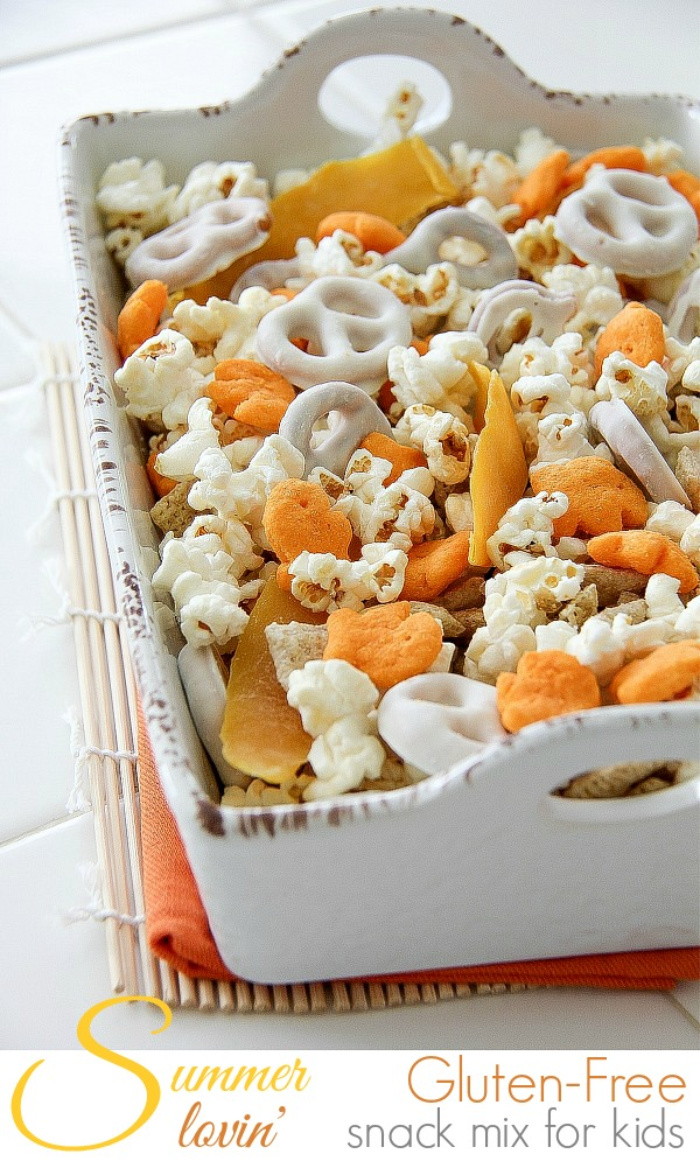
[555,168,697,278]
[279,380,392,477]
[385,206,518,290]
[467,278,577,360]
[255,275,412,392]
[668,268,700,344]
[177,644,247,787]
[229,256,302,302]
[589,398,691,507]
[377,672,506,777]
[125,196,272,290]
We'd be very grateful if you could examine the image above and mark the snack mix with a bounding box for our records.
[97,98,700,806]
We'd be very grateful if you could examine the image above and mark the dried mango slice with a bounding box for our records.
[185,137,458,303]
[468,363,528,567]
[220,578,325,783]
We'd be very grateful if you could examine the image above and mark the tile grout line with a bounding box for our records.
[0,1,286,71]
[0,810,93,854]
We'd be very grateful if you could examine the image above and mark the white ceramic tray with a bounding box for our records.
[60,6,700,984]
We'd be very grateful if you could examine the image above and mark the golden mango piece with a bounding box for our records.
[185,137,458,303]
[220,578,325,784]
[468,363,528,568]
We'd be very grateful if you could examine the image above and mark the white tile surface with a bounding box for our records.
[0,814,115,1049]
[0,0,276,66]
[0,0,698,1050]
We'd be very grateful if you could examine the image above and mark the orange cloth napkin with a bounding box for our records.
[138,713,700,991]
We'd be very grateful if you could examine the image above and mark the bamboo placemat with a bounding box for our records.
[43,340,529,1013]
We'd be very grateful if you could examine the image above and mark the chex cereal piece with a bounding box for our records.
[409,601,468,638]
[610,640,700,703]
[530,457,648,538]
[265,621,328,691]
[222,772,315,807]
[207,358,295,434]
[150,479,196,536]
[587,530,700,593]
[594,301,666,379]
[582,563,648,605]
[496,650,601,731]
[323,601,442,690]
[675,447,700,513]
[451,607,486,641]
[432,574,486,612]
[560,761,672,799]
[597,598,647,626]
[627,775,675,795]
[558,583,599,629]
[263,478,353,563]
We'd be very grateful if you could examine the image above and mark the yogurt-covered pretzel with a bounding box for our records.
[555,168,697,278]
[125,196,272,290]
[255,275,412,392]
[377,672,506,776]
[589,398,691,507]
[385,206,518,290]
[229,256,302,303]
[668,268,700,344]
[279,380,391,477]
[467,278,577,360]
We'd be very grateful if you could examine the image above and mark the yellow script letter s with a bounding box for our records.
[11,996,171,1151]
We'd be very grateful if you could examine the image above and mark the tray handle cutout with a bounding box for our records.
[318,54,453,140]
[253,9,529,156]
[462,705,700,825]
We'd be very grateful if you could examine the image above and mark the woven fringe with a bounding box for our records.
[63,862,145,930]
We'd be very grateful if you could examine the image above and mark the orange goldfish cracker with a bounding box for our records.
[530,457,648,538]
[323,601,442,689]
[360,431,427,483]
[315,211,407,253]
[207,359,296,434]
[377,379,396,414]
[610,641,700,704]
[587,530,700,594]
[146,448,177,498]
[666,170,700,223]
[263,478,353,563]
[511,149,570,225]
[401,532,472,601]
[496,650,601,732]
[269,287,299,301]
[562,146,647,190]
[594,301,666,379]
[117,279,168,361]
